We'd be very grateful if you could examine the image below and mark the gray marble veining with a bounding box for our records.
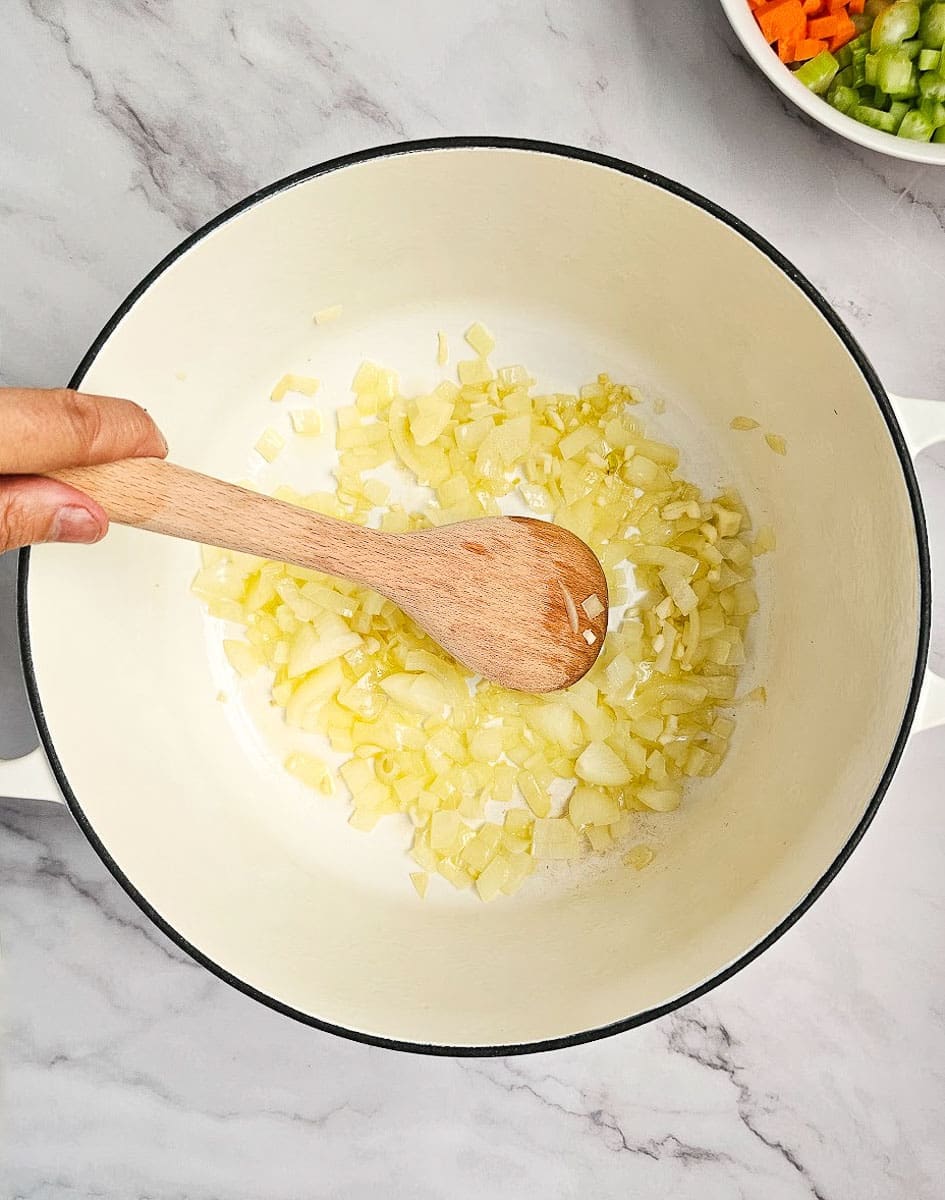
[1,0,944,1196]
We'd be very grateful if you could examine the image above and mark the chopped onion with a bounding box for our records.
[576,742,633,787]
[581,593,605,619]
[195,329,765,901]
[271,374,320,402]
[290,409,322,437]
[624,845,654,870]
[254,428,285,463]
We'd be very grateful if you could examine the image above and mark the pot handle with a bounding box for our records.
[0,552,62,805]
[0,746,62,805]
[888,393,945,735]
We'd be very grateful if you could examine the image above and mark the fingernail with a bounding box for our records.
[52,505,104,544]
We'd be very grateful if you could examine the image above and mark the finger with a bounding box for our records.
[0,476,108,553]
[0,388,168,474]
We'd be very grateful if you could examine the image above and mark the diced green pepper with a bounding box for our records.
[865,53,879,85]
[794,50,840,95]
[919,3,945,50]
[897,108,935,137]
[876,47,914,94]
[920,69,945,99]
[888,99,911,127]
[829,83,861,113]
[871,1,920,50]
[836,45,854,70]
[918,48,941,71]
[920,98,945,126]
[850,103,900,131]
[933,124,945,141]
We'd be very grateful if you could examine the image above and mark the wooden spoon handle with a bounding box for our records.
[51,458,389,585]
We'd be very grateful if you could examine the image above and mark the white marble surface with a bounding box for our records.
[1,0,944,1196]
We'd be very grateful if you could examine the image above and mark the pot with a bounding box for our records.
[3,139,943,1054]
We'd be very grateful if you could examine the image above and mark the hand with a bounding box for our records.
[0,388,167,553]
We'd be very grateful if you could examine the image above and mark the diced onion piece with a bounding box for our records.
[476,853,510,902]
[271,373,320,401]
[430,809,461,852]
[581,593,605,619]
[519,771,551,818]
[461,823,502,873]
[224,639,263,677]
[753,525,776,555]
[410,871,429,899]
[380,672,449,718]
[765,432,788,456]
[559,426,598,460]
[255,428,285,462]
[314,304,343,324]
[576,742,633,787]
[637,785,681,812]
[504,809,533,837]
[285,751,334,794]
[624,845,654,870]
[501,853,535,895]
[285,661,347,728]
[409,393,454,446]
[457,358,492,386]
[469,727,503,763]
[465,321,495,357]
[437,859,474,890]
[585,825,613,852]
[290,409,322,436]
[288,624,361,679]
[437,331,448,366]
[730,416,759,431]
[532,817,581,860]
[568,785,621,828]
[559,582,580,634]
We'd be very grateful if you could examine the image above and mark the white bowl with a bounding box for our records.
[719,0,945,164]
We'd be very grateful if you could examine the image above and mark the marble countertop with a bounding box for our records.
[1,1,944,1196]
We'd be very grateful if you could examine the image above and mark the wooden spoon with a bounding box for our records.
[51,458,608,692]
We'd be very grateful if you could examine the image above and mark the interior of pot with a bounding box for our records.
[23,145,923,1049]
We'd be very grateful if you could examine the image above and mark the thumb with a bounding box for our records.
[0,476,108,553]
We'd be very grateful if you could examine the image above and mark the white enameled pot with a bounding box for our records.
[2,140,943,1054]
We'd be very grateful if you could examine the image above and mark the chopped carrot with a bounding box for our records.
[794,36,829,58]
[751,0,864,70]
[828,29,856,50]
[831,10,857,38]
[807,13,842,36]
[756,0,806,44]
